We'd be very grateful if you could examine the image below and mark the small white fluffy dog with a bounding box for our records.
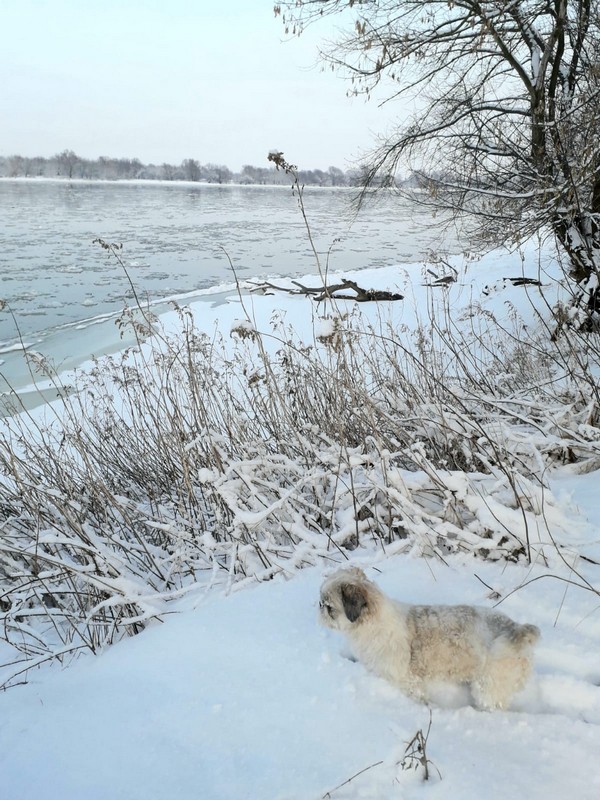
[319,568,540,710]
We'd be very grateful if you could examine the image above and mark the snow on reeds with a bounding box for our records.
[0,258,598,689]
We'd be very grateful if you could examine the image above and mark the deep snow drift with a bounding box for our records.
[1,554,599,799]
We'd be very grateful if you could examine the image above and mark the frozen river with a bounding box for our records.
[0,179,459,399]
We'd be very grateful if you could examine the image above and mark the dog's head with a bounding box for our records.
[319,568,374,631]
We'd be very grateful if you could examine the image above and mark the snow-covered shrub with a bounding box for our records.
[0,291,598,687]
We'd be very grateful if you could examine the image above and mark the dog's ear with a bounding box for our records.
[340,582,368,622]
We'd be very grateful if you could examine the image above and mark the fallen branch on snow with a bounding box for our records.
[248,278,403,303]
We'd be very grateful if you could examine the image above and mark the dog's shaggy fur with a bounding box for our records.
[319,568,540,710]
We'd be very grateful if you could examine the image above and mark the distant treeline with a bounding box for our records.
[0,149,400,187]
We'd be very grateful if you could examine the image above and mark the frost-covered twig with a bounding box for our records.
[399,710,441,782]
[322,759,385,799]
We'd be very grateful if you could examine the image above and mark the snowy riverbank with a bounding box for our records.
[0,241,599,798]
[1,553,599,800]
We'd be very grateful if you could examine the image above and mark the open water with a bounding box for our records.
[0,179,459,399]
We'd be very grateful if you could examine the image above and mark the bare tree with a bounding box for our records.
[162,162,177,181]
[182,158,201,181]
[275,1,600,309]
[55,149,81,179]
[202,163,232,183]
[328,165,348,186]
[7,155,24,177]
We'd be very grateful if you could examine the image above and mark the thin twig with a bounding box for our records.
[322,760,384,799]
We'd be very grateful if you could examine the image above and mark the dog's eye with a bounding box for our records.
[320,601,334,616]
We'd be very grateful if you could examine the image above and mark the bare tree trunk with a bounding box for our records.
[554,212,600,310]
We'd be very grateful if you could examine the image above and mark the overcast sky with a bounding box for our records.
[1,0,396,171]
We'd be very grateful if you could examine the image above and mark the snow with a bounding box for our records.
[1,237,599,798]
[9,235,561,401]
[0,340,34,354]
[1,556,599,799]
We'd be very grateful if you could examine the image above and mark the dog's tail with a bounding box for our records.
[511,623,540,647]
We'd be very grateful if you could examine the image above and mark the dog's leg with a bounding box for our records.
[472,654,532,710]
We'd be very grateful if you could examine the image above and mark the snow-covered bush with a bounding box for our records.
[0,289,598,687]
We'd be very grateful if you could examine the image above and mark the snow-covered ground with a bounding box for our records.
[1,241,599,798]
[1,553,599,799]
